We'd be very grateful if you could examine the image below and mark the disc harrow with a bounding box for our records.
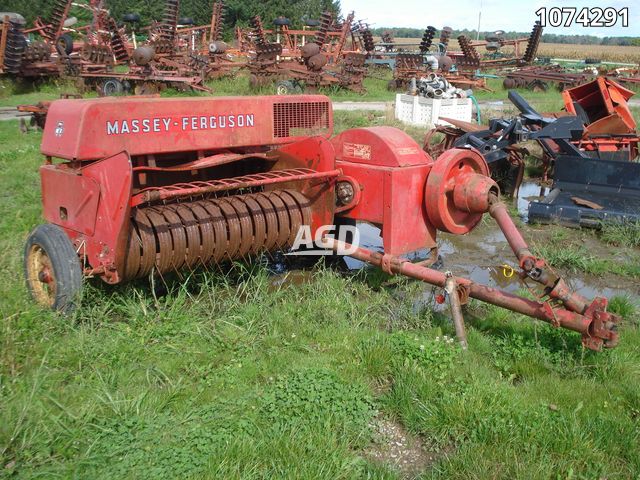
[357,22,375,53]
[210,1,225,42]
[43,0,72,41]
[439,26,452,47]
[250,16,267,46]
[419,26,436,53]
[155,0,179,46]
[106,17,130,63]
[3,19,26,73]
[314,11,333,47]
[523,21,543,64]
[457,35,480,68]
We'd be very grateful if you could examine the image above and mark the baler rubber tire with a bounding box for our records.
[276,80,294,95]
[24,224,82,313]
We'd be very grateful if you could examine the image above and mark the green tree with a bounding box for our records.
[0,0,340,39]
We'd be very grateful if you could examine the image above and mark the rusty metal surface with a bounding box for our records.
[503,65,592,90]
[456,35,480,69]
[246,10,367,93]
[522,21,543,64]
[123,190,312,280]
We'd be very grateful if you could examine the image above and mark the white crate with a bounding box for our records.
[394,94,472,127]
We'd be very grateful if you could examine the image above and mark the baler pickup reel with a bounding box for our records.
[27,95,619,351]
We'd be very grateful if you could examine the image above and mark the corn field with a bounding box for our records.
[378,38,640,64]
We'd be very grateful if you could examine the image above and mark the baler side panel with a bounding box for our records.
[41,95,333,161]
[40,165,101,236]
[41,152,132,282]
[81,151,133,280]
[332,126,431,167]
[384,168,437,255]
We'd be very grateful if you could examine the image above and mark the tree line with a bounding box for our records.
[1,0,636,46]
[0,0,340,38]
[371,27,639,46]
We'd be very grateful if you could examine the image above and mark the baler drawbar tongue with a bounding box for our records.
[325,182,620,352]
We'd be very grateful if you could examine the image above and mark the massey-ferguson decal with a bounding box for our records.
[106,113,256,135]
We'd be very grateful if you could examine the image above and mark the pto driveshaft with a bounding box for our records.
[324,237,618,350]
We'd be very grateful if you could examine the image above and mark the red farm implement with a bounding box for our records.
[25,94,619,351]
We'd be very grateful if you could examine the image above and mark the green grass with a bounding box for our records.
[0,70,571,111]
[601,221,640,249]
[0,78,97,107]
[472,77,566,113]
[203,70,396,102]
[529,226,640,279]
[533,243,640,279]
[1,114,640,479]
[530,227,640,279]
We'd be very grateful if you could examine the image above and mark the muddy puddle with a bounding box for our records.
[268,180,637,303]
[270,215,638,306]
[516,181,549,221]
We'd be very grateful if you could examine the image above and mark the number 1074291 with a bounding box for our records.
[535,7,629,28]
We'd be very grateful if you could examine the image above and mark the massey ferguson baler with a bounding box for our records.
[26,95,619,351]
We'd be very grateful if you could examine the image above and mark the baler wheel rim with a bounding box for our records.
[424,148,489,235]
[24,223,82,313]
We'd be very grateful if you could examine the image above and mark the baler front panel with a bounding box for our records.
[331,127,437,255]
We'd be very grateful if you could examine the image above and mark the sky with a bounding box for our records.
[341,0,639,37]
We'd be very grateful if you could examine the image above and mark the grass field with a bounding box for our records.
[0,71,583,109]
[1,101,640,478]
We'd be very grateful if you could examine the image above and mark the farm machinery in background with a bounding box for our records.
[1,3,80,79]
[246,11,372,93]
[24,94,620,353]
[502,63,640,92]
[381,22,543,93]
[385,26,456,91]
[1,0,135,80]
[1,0,234,94]
[423,77,640,226]
[464,22,544,68]
[78,0,234,95]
